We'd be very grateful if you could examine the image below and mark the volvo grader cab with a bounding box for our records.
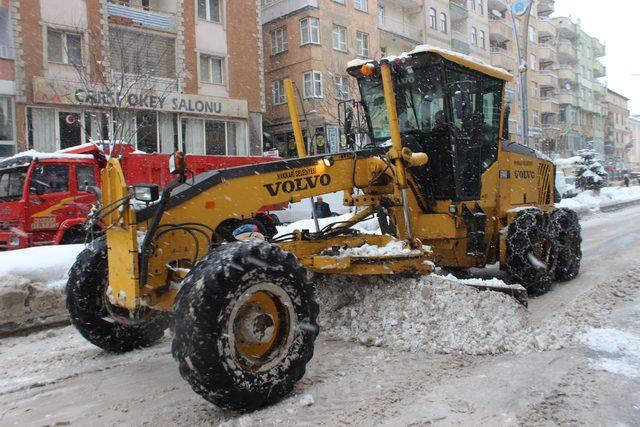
[66,46,582,411]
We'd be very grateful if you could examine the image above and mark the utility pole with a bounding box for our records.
[508,0,535,147]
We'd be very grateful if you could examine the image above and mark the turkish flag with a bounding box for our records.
[2,0,8,8]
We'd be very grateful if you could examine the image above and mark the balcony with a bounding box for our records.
[557,90,578,105]
[537,0,555,17]
[538,70,558,88]
[378,15,423,43]
[384,0,422,8]
[262,0,318,24]
[558,65,577,81]
[107,2,176,32]
[593,80,605,98]
[592,38,606,58]
[578,97,597,113]
[487,0,508,12]
[554,17,578,39]
[557,40,576,64]
[537,43,557,65]
[490,47,515,71]
[449,0,468,22]
[489,17,513,43]
[593,60,606,78]
[540,97,560,114]
[537,19,556,38]
[451,34,470,55]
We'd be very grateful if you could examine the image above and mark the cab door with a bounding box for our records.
[73,162,99,218]
[26,163,73,235]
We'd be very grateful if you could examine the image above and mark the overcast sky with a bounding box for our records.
[552,0,640,114]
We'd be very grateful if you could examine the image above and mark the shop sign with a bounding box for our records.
[33,77,248,118]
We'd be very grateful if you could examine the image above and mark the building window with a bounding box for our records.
[479,30,485,49]
[0,5,14,59]
[0,96,14,157]
[471,27,477,45]
[300,17,320,45]
[272,79,286,105]
[271,27,288,55]
[47,29,82,65]
[335,75,349,100]
[354,0,368,12]
[469,0,475,11]
[440,13,447,33]
[378,5,385,25]
[531,81,538,97]
[109,28,176,78]
[200,54,223,84]
[477,0,483,14]
[332,0,345,3]
[198,0,221,23]
[428,8,436,29]
[528,26,535,43]
[530,53,537,70]
[355,31,369,57]
[303,71,323,98]
[332,24,347,52]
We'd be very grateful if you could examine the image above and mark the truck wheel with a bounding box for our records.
[504,208,557,293]
[172,241,319,410]
[60,227,87,244]
[66,237,170,352]
[551,208,582,281]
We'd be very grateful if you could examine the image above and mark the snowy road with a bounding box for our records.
[1,207,640,425]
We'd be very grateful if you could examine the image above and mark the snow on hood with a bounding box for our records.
[0,149,93,164]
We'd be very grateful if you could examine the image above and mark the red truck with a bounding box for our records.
[0,143,282,251]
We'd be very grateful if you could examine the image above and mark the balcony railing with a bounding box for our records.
[107,2,176,32]
[557,90,578,105]
[558,65,577,81]
[557,40,576,64]
[555,17,578,39]
[593,60,606,78]
[449,1,468,21]
[489,17,512,42]
[540,97,560,115]
[537,18,556,37]
[490,46,514,70]
[538,70,559,88]
[538,43,557,64]
[379,15,423,42]
[262,0,318,24]
[451,37,470,55]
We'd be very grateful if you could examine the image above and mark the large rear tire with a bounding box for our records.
[551,208,582,281]
[66,237,170,352]
[504,208,557,294]
[172,241,319,411]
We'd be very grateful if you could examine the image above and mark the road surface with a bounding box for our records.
[1,206,640,426]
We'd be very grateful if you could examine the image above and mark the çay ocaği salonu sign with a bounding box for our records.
[33,77,249,119]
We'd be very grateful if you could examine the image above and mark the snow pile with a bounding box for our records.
[555,156,581,169]
[337,240,423,258]
[315,274,531,355]
[0,275,67,334]
[0,244,84,334]
[275,212,381,237]
[0,244,84,282]
[557,186,640,213]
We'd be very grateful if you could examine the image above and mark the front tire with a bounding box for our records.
[66,237,170,352]
[551,208,582,281]
[172,241,319,411]
[504,208,557,293]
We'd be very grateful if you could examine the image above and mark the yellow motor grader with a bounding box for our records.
[66,46,581,410]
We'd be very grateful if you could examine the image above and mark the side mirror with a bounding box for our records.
[169,151,186,175]
[344,106,353,136]
[133,184,160,203]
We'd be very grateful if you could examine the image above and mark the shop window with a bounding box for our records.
[136,111,158,153]
[76,165,96,191]
[205,120,226,155]
[0,96,14,155]
[48,29,82,65]
[182,119,247,156]
[84,112,110,142]
[198,0,221,22]
[200,54,224,85]
[59,112,81,150]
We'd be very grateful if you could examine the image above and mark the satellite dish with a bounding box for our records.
[491,9,501,17]
[511,0,528,16]
[565,83,571,90]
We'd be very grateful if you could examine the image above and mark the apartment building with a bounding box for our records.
[377,0,489,61]
[0,1,15,157]
[262,0,380,156]
[8,0,265,155]
[605,88,630,164]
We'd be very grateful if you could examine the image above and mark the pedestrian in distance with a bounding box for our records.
[314,196,332,219]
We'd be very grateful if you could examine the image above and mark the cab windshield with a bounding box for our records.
[0,167,27,202]
[359,64,444,142]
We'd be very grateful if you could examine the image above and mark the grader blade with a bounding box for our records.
[459,281,528,307]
